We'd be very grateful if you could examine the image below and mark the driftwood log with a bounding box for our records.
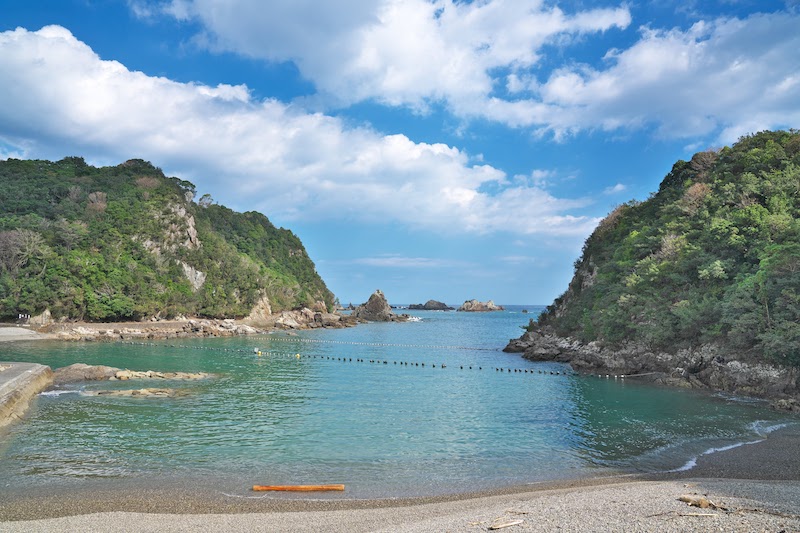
[252,484,345,492]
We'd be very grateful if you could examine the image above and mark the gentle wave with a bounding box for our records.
[749,420,789,437]
[670,439,763,472]
[671,420,791,473]
[39,390,79,397]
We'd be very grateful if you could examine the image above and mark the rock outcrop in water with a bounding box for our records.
[504,327,799,408]
[352,290,410,322]
[457,299,503,312]
[80,388,191,398]
[53,363,211,385]
[408,300,454,311]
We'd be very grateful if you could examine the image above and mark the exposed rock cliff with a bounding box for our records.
[505,327,799,407]
[352,290,410,322]
[408,300,454,311]
[457,299,504,312]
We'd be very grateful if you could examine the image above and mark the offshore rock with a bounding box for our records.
[457,299,504,312]
[352,290,410,322]
[113,369,209,381]
[504,325,800,403]
[408,300,454,311]
[53,364,211,385]
[54,363,119,384]
[80,388,191,398]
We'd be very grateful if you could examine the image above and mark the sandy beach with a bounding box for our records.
[1,426,799,531]
[0,479,798,532]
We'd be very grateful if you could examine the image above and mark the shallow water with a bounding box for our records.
[0,306,794,499]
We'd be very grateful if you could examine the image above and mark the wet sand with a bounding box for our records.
[1,426,798,531]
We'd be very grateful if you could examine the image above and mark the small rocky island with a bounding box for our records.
[352,290,410,322]
[457,299,504,312]
[408,300,454,311]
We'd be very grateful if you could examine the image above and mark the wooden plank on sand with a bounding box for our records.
[252,484,345,492]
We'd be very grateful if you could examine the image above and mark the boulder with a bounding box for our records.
[408,300,454,311]
[114,369,210,381]
[54,363,119,384]
[244,295,273,326]
[352,290,409,322]
[80,388,190,398]
[457,299,504,312]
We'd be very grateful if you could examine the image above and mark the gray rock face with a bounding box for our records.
[53,363,212,385]
[353,290,409,322]
[53,363,119,384]
[409,300,454,311]
[504,326,800,406]
[457,299,504,312]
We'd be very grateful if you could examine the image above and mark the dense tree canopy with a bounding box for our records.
[536,130,800,367]
[0,157,334,321]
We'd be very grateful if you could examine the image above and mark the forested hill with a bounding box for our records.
[0,157,335,321]
[536,130,800,367]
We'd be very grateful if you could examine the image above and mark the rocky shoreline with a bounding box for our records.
[504,326,800,411]
[457,299,504,312]
[25,308,360,343]
[15,290,420,343]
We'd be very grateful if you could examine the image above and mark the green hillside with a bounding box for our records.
[0,157,334,321]
[536,130,800,367]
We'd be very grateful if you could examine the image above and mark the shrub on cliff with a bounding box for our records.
[0,157,334,321]
[535,130,800,367]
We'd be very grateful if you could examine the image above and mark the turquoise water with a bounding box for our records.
[0,306,794,498]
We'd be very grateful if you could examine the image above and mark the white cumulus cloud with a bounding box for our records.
[532,13,800,140]
[155,0,631,113]
[148,1,800,141]
[0,26,596,236]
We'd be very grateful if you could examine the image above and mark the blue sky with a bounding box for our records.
[1,1,799,306]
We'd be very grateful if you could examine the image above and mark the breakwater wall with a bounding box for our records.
[0,363,54,429]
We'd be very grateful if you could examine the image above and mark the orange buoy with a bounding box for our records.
[252,484,345,492]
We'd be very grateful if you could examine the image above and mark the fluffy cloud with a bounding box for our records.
[156,0,631,111]
[153,1,799,141]
[535,13,800,141]
[0,26,595,236]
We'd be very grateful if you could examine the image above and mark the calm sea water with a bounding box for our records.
[0,306,794,499]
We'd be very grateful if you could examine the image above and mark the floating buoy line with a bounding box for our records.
[252,335,501,352]
[114,340,578,377]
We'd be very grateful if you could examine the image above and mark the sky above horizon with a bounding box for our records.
[1,1,799,306]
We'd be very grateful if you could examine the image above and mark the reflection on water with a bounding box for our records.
[0,307,794,498]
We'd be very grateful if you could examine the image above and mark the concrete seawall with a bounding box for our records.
[0,362,54,430]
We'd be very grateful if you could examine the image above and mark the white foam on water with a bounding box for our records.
[39,390,79,397]
[749,420,789,437]
[670,439,764,472]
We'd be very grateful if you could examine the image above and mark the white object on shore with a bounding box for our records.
[489,518,523,530]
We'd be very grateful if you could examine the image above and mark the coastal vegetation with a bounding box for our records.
[0,157,334,321]
[533,130,800,368]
